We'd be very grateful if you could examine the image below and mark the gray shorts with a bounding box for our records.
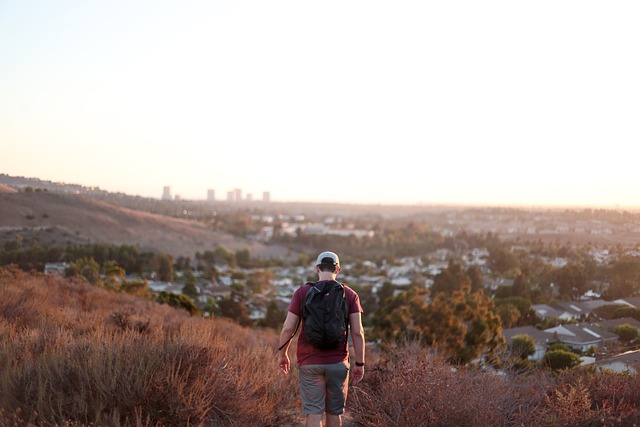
[298,361,350,415]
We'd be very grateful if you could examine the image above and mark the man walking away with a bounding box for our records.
[278,251,365,427]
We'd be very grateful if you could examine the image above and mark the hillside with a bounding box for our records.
[0,266,299,426]
[0,183,17,193]
[0,191,293,259]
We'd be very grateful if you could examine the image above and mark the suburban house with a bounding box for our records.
[613,296,640,308]
[596,317,640,331]
[594,350,640,373]
[532,299,618,322]
[502,326,551,361]
[44,262,69,275]
[544,323,618,353]
[503,322,620,360]
[532,303,583,322]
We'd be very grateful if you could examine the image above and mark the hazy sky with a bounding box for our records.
[1,1,638,207]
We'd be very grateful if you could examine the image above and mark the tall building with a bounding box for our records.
[227,191,235,202]
[234,188,242,201]
[207,189,215,202]
[263,191,271,203]
[162,186,172,201]
[246,193,253,202]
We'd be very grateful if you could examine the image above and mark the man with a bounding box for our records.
[278,251,365,427]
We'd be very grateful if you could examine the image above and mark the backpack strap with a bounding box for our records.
[278,318,301,351]
[277,282,315,351]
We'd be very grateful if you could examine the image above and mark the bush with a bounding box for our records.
[542,349,581,371]
[0,266,298,426]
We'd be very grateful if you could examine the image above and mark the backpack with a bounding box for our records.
[302,280,349,350]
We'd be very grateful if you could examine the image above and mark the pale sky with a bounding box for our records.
[1,1,639,207]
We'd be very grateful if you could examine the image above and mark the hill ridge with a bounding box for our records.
[0,191,291,259]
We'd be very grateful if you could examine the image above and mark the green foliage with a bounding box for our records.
[66,257,101,285]
[508,334,536,360]
[247,270,274,294]
[613,306,640,322]
[258,300,286,329]
[196,246,236,268]
[431,261,471,295]
[548,342,573,353]
[542,349,581,370]
[603,258,640,299]
[613,323,639,343]
[496,303,521,328]
[592,304,628,320]
[373,285,505,364]
[120,278,152,299]
[155,291,201,316]
[554,263,588,301]
[156,253,174,282]
[217,283,252,326]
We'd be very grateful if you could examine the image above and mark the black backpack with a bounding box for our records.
[302,280,349,350]
[278,280,349,352]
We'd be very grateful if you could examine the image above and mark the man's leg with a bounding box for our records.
[325,413,342,427]
[324,362,349,427]
[300,365,327,427]
[306,413,323,427]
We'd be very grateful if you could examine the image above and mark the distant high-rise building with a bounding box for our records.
[234,188,242,202]
[263,191,271,203]
[246,193,253,202]
[227,191,235,202]
[162,186,172,201]
[207,189,215,202]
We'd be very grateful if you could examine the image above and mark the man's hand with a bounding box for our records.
[350,365,364,385]
[278,353,290,375]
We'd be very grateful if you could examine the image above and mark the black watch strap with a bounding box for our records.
[355,361,365,367]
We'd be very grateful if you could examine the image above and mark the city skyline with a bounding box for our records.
[2,1,639,208]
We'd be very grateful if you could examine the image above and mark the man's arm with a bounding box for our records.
[277,311,299,375]
[349,312,365,385]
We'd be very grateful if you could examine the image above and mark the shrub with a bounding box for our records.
[0,267,299,426]
[542,349,581,371]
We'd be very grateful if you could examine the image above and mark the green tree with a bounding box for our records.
[592,304,627,320]
[247,270,274,294]
[511,273,530,299]
[496,303,521,328]
[218,283,252,326]
[120,278,152,299]
[66,257,101,285]
[613,307,640,322]
[542,349,581,370]
[431,261,471,295]
[613,323,639,343]
[508,334,536,360]
[374,285,504,364]
[466,265,484,292]
[603,258,640,299]
[554,263,587,301]
[182,269,199,298]
[259,300,286,329]
[425,287,504,364]
[156,291,201,316]
[157,253,174,282]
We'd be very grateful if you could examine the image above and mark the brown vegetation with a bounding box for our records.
[5,267,640,426]
[0,266,299,426]
[348,343,640,426]
[0,192,290,259]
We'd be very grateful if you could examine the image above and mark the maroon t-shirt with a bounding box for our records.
[288,281,363,366]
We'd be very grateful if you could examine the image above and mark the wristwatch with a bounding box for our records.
[355,361,365,367]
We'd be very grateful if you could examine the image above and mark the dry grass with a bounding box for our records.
[347,342,640,427]
[5,266,640,427]
[0,266,299,426]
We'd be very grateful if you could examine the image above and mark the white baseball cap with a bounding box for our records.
[316,251,340,266]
